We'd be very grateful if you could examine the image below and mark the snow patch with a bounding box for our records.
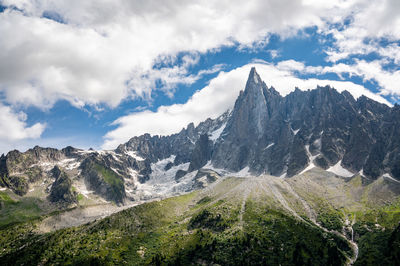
[299,162,316,175]
[132,155,194,199]
[77,149,97,154]
[264,143,275,150]
[58,158,80,170]
[125,151,145,161]
[312,138,321,149]
[111,167,121,175]
[0,187,7,191]
[383,173,400,184]
[279,172,287,178]
[299,145,319,175]
[327,160,354,177]
[291,128,300,135]
[209,123,226,142]
[37,162,56,171]
[230,167,251,177]
[73,180,94,199]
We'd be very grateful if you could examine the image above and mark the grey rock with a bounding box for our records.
[192,169,221,189]
[175,170,187,181]
[188,134,213,172]
[49,166,77,204]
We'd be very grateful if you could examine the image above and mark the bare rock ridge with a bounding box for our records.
[0,67,399,205]
[212,67,400,179]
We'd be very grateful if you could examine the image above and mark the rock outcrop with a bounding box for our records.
[49,166,77,204]
[1,67,399,206]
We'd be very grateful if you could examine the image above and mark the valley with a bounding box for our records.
[1,68,400,265]
[1,167,400,265]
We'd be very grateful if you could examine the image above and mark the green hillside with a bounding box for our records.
[1,171,399,265]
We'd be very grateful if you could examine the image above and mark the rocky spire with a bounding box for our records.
[230,67,269,139]
[211,67,271,171]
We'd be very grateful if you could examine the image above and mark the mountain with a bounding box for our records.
[1,67,400,265]
[1,68,399,206]
[212,67,400,179]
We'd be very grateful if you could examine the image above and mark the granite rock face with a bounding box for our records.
[1,67,399,205]
[49,166,77,204]
[211,68,400,180]
[188,134,213,172]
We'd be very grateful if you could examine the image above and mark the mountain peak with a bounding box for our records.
[246,67,263,87]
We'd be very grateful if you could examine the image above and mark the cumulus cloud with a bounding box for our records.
[102,61,390,149]
[1,0,400,152]
[0,104,45,153]
[324,0,400,100]
[274,59,400,100]
[0,0,353,110]
[326,0,400,61]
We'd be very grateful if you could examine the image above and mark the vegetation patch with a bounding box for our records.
[0,193,43,229]
[94,163,125,202]
[188,209,230,231]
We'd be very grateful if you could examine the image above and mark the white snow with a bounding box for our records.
[111,167,121,175]
[58,158,81,170]
[122,169,138,195]
[327,160,354,177]
[299,145,318,175]
[312,138,322,149]
[30,158,81,172]
[209,123,226,142]
[299,163,316,175]
[77,149,97,154]
[37,162,56,171]
[360,169,365,177]
[279,172,287,178]
[231,167,251,177]
[187,137,195,145]
[125,151,145,161]
[264,143,275,150]
[291,127,300,135]
[103,150,123,162]
[73,180,94,199]
[131,155,196,199]
[202,160,242,177]
[0,187,7,191]
[383,173,400,184]
[65,161,81,170]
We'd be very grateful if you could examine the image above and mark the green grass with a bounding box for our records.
[0,192,43,229]
[77,194,84,201]
[0,190,355,265]
[0,192,15,203]
[1,176,400,265]
[93,163,125,202]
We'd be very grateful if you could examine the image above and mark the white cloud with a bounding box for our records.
[102,66,249,149]
[326,0,400,64]
[0,104,45,153]
[1,0,399,152]
[102,61,390,149]
[0,0,355,110]
[320,60,400,97]
[273,59,400,100]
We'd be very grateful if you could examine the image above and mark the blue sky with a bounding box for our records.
[0,0,399,153]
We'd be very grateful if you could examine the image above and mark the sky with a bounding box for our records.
[0,0,399,154]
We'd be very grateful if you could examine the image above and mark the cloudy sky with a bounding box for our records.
[0,0,399,153]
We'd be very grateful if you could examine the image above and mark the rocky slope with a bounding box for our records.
[0,67,399,210]
[212,68,400,179]
[1,169,400,265]
[0,110,230,207]
[0,67,400,265]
